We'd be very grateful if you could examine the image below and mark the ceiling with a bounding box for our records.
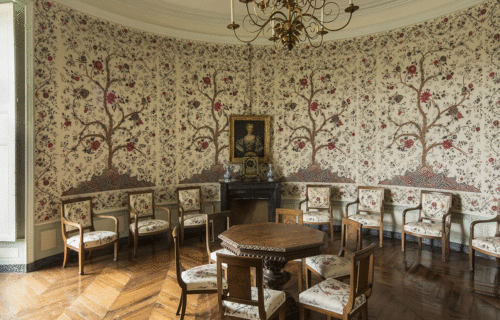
[61,0,487,44]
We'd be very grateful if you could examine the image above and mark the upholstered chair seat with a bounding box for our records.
[223,287,286,319]
[303,211,331,223]
[66,231,118,249]
[300,278,366,315]
[471,237,500,255]
[129,219,169,234]
[404,221,449,237]
[305,255,351,279]
[181,264,228,291]
[179,213,207,227]
[347,214,380,227]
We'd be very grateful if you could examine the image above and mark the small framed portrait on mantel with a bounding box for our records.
[229,114,271,164]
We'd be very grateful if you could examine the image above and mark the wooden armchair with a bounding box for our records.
[61,197,119,275]
[206,211,235,265]
[402,190,453,261]
[299,185,334,241]
[305,218,363,290]
[127,190,171,256]
[469,215,500,271]
[299,243,376,320]
[173,227,227,320]
[177,186,215,244]
[216,253,286,320]
[346,186,385,247]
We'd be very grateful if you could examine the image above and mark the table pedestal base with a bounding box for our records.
[263,260,300,319]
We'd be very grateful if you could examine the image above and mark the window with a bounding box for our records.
[0,2,16,241]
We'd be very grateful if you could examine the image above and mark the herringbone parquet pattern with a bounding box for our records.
[1,233,499,320]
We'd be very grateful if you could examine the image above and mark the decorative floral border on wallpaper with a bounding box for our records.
[34,0,500,223]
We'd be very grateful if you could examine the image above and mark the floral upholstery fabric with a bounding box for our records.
[129,193,153,218]
[303,211,331,223]
[180,213,207,227]
[223,287,286,319]
[178,189,201,212]
[404,221,448,237]
[299,277,366,315]
[421,193,451,220]
[305,255,351,279]
[130,219,169,234]
[63,200,92,232]
[181,263,227,291]
[210,248,235,264]
[348,214,380,227]
[471,237,500,255]
[307,187,330,209]
[358,189,384,213]
[66,231,117,249]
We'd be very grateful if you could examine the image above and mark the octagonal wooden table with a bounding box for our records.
[219,222,327,317]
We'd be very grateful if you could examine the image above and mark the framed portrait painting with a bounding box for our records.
[229,115,271,164]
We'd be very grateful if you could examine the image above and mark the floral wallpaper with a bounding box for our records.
[33,0,500,224]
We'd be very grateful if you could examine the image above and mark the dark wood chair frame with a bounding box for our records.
[401,190,453,262]
[469,215,500,271]
[305,218,363,290]
[299,185,334,241]
[177,186,215,244]
[127,190,172,257]
[206,211,232,265]
[61,197,119,275]
[345,186,385,247]
[299,243,376,320]
[173,227,222,320]
[217,253,286,320]
[276,208,304,292]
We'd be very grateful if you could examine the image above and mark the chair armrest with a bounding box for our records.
[154,205,172,227]
[298,198,308,210]
[401,205,421,226]
[94,214,119,233]
[62,218,84,245]
[201,200,215,214]
[345,200,359,218]
[470,217,500,239]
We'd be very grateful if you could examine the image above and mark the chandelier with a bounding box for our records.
[228,0,359,50]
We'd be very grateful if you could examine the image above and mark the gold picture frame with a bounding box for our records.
[229,115,271,164]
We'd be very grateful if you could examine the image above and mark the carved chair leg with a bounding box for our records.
[305,268,312,290]
[114,242,118,261]
[442,236,447,262]
[176,291,183,315]
[299,305,305,320]
[297,261,303,294]
[379,226,383,247]
[360,303,368,320]
[179,291,187,320]
[469,247,475,271]
[181,226,185,245]
[401,231,406,252]
[134,234,138,257]
[329,222,334,241]
[279,303,286,320]
[79,249,85,275]
[418,237,422,248]
[62,246,69,268]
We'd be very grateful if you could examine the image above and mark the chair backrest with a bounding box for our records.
[206,211,232,257]
[306,185,331,210]
[339,218,363,257]
[177,186,202,214]
[217,254,266,320]
[345,243,376,315]
[128,190,155,222]
[61,197,94,233]
[172,227,187,290]
[275,208,303,225]
[419,190,452,222]
[357,186,385,215]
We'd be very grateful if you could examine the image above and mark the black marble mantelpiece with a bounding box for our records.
[219,181,281,223]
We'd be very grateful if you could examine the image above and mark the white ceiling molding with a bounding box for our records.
[58,0,488,45]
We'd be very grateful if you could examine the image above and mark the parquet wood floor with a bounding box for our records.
[1,233,500,320]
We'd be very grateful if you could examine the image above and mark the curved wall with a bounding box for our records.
[31,0,500,259]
